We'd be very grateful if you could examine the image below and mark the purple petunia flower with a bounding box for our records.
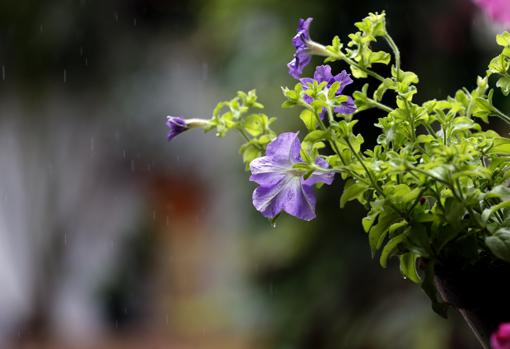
[249,132,334,221]
[492,322,510,349]
[166,116,188,141]
[475,0,510,26]
[300,64,357,116]
[288,18,313,79]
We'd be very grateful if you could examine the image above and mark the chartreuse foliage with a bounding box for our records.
[177,12,510,316]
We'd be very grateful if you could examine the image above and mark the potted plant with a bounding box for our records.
[165,12,510,348]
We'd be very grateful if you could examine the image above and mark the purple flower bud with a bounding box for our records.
[166,116,188,141]
[288,18,313,79]
[249,132,334,221]
[492,323,510,349]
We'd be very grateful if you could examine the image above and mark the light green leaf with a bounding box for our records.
[486,228,510,262]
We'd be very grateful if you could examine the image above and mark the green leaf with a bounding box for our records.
[300,110,317,131]
[486,228,510,262]
[497,76,510,96]
[340,180,368,208]
[380,232,407,268]
[244,114,264,136]
[496,32,510,47]
[399,252,421,283]
[240,143,261,167]
[350,65,367,79]
[368,208,399,256]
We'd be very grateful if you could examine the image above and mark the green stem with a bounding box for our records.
[384,34,401,75]
[366,97,394,113]
[309,41,385,82]
[491,105,510,125]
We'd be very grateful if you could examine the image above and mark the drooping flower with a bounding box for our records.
[249,132,334,221]
[300,64,357,115]
[166,116,188,141]
[475,0,510,27]
[288,18,313,79]
[491,322,510,349]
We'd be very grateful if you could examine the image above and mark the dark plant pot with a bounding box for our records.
[434,259,510,349]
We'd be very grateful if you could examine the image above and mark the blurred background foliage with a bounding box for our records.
[0,0,506,348]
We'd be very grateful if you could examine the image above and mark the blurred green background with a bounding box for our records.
[0,0,505,348]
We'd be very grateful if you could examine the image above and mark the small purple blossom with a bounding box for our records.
[287,18,313,79]
[249,132,334,221]
[492,323,510,349]
[300,64,357,116]
[166,116,188,141]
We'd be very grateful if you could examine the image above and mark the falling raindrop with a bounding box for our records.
[133,18,137,26]
[122,149,127,159]
[40,24,44,33]
[63,69,67,83]
[114,11,119,23]
[90,137,95,152]
[202,63,208,81]
[130,159,135,172]
[2,65,5,81]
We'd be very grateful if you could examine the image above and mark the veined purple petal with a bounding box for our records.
[252,176,316,221]
[265,132,301,162]
[249,132,334,221]
[166,116,188,141]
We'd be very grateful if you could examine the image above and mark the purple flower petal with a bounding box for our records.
[166,116,188,141]
[252,176,317,221]
[334,96,356,115]
[264,132,301,162]
[304,157,335,186]
[313,65,333,83]
[249,132,334,221]
[288,18,313,79]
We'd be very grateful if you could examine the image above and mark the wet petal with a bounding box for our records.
[265,132,301,163]
[282,180,317,221]
[252,176,294,219]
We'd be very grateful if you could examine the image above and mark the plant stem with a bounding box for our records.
[308,41,385,82]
